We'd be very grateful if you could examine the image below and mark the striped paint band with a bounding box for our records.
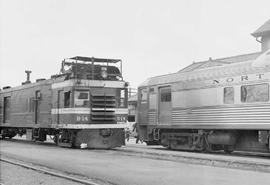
[52,79,126,89]
[154,122,270,126]
[52,123,127,129]
[51,108,128,114]
[154,123,270,130]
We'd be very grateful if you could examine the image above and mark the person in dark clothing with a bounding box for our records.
[133,122,142,144]
[125,128,131,141]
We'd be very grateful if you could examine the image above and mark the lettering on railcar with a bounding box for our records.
[76,115,89,122]
[213,73,266,85]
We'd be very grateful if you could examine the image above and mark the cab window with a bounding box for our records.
[64,91,71,108]
[74,91,89,107]
[160,88,171,102]
[140,89,148,104]
[241,83,269,103]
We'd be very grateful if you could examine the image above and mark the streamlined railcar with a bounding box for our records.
[0,56,129,149]
[137,55,270,153]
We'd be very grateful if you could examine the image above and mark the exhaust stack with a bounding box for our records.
[22,70,32,85]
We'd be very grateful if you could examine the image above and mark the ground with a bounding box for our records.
[1,139,270,185]
[0,161,84,185]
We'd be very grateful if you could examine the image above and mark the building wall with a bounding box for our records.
[261,33,270,52]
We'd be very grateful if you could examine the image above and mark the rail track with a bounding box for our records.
[0,156,112,185]
[1,137,270,173]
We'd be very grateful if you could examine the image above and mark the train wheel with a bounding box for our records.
[224,145,234,154]
[57,130,76,148]
[52,134,59,144]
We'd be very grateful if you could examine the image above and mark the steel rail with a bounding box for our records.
[2,138,270,172]
[0,157,106,185]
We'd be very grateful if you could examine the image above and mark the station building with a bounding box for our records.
[179,19,270,73]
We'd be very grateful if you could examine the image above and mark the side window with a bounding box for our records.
[64,91,71,108]
[241,83,269,103]
[160,87,171,102]
[140,89,148,104]
[74,91,89,107]
[224,87,234,104]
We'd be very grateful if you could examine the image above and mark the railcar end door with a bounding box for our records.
[158,87,172,124]
[3,96,11,123]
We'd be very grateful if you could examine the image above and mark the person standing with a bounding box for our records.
[133,122,142,144]
[125,128,131,141]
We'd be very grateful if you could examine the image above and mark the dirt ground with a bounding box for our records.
[0,161,84,185]
[1,140,270,185]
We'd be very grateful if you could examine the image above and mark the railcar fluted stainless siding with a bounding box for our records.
[172,104,270,124]
[148,111,157,125]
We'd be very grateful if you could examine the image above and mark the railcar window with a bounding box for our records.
[224,87,234,104]
[160,88,171,102]
[64,91,71,108]
[241,83,269,103]
[149,88,154,93]
[3,96,11,122]
[140,89,148,104]
[74,91,89,107]
[141,91,147,100]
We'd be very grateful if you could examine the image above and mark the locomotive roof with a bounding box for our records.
[68,56,121,63]
[139,52,269,87]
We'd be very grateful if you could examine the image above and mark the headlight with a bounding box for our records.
[101,67,108,79]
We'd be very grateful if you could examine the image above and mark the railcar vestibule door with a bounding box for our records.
[57,90,64,124]
[34,91,41,124]
[3,96,11,123]
[158,86,172,124]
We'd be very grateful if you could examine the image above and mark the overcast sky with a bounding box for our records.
[1,0,270,88]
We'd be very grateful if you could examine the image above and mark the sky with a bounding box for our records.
[1,0,270,89]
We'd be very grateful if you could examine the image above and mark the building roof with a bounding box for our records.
[139,52,267,88]
[252,19,270,37]
[179,52,261,72]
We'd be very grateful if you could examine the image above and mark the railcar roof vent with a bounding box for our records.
[36,78,46,82]
[3,86,11,89]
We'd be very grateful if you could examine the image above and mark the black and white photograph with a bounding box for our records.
[0,0,270,185]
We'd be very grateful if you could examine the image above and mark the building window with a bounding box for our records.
[241,83,269,103]
[224,87,234,104]
[74,91,89,107]
[160,88,171,102]
[64,91,71,108]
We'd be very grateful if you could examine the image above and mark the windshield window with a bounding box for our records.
[74,91,89,107]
